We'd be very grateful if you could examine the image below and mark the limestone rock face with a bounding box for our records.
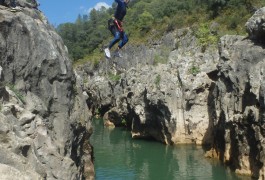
[246,7,265,41]
[210,35,265,178]
[0,1,93,179]
[81,27,219,145]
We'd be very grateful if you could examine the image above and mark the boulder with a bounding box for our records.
[245,7,265,41]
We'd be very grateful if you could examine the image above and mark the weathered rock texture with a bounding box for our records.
[77,7,265,179]
[209,34,265,178]
[79,27,219,145]
[0,1,93,179]
[246,7,265,41]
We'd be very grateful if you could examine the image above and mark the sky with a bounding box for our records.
[38,0,113,26]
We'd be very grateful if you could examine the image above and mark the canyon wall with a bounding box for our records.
[0,1,94,179]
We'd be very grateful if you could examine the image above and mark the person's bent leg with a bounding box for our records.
[10,0,16,8]
[109,31,121,49]
[118,32,128,49]
[105,31,121,58]
[113,32,128,58]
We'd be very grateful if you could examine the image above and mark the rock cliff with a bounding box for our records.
[0,1,93,179]
[79,27,219,145]
[209,36,265,178]
[77,7,265,179]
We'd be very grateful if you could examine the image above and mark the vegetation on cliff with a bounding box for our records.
[56,0,265,63]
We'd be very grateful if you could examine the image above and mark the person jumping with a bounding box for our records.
[104,0,130,58]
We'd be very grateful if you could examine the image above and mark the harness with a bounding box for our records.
[108,18,124,33]
[114,19,123,32]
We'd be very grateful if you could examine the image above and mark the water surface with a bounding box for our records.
[90,119,251,180]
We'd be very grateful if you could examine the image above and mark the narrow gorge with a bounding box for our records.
[76,7,265,179]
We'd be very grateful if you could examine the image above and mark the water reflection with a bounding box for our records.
[91,119,251,180]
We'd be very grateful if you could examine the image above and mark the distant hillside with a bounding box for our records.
[56,0,265,63]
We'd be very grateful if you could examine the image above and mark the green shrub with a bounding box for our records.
[138,11,154,32]
[189,64,200,76]
[121,119,126,126]
[73,50,102,67]
[154,54,168,66]
[109,73,121,82]
[154,74,161,88]
[154,45,170,65]
[7,84,25,104]
[195,23,219,51]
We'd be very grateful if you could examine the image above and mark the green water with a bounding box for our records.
[90,119,251,180]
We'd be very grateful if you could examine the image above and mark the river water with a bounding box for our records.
[90,119,251,180]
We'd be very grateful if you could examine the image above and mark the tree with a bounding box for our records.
[138,11,154,32]
[204,0,228,18]
[56,0,265,62]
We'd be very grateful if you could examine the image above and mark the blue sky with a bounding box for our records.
[38,0,113,26]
